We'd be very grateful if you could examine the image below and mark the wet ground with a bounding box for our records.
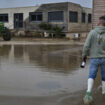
[0,43,104,105]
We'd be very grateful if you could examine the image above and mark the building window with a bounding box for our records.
[88,14,92,23]
[48,11,64,22]
[82,13,86,23]
[69,11,78,22]
[29,12,42,22]
[0,14,8,22]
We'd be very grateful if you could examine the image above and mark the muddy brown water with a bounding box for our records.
[0,44,104,105]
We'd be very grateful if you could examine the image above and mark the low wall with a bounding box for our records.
[66,32,88,39]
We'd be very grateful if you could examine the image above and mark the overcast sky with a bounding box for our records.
[1,0,92,8]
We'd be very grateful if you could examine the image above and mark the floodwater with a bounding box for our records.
[0,44,104,105]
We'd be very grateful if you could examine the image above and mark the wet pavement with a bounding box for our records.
[0,44,104,105]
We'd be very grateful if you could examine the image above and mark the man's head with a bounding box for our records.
[98,16,105,26]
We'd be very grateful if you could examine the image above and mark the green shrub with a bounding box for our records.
[39,22,52,30]
[52,25,65,37]
[39,22,65,38]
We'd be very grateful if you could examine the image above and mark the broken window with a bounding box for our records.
[69,11,78,22]
[82,13,86,23]
[88,14,92,23]
[48,11,64,22]
[29,12,42,22]
[0,14,8,22]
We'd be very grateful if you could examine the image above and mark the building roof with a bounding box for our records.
[0,2,91,10]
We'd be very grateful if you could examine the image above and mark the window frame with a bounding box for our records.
[0,14,8,22]
[48,11,64,22]
[82,13,86,23]
[69,11,78,23]
[29,12,43,22]
[88,14,92,23]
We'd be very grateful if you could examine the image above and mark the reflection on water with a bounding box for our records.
[0,45,88,97]
[0,45,104,105]
[0,45,82,74]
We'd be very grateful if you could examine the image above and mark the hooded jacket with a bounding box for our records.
[82,26,105,58]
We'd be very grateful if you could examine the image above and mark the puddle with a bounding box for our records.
[0,44,103,105]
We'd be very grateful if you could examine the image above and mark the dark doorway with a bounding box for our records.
[14,13,23,28]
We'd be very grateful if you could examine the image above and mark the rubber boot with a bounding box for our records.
[83,78,94,104]
[102,81,105,94]
[83,92,93,105]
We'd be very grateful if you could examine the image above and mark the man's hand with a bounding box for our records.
[82,56,87,62]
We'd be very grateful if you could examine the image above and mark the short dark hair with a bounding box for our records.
[99,16,105,26]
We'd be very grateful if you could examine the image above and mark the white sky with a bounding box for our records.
[1,0,92,8]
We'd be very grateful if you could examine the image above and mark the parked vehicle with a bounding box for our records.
[0,22,11,41]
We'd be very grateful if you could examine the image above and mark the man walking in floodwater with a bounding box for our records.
[82,16,105,102]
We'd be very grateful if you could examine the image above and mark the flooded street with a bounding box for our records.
[0,44,104,105]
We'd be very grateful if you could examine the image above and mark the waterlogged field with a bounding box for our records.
[0,44,104,105]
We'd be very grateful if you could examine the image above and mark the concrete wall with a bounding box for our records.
[66,32,88,39]
[25,2,68,32]
[0,6,39,29]
[25,2,92,33]
[81,8,92,32]
[93,0,105,28]
[68,3,92,33]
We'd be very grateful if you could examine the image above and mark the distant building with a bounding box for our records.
[0,2,92,38]
[93,0,105,28]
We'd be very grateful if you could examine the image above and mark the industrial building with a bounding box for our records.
[0,2,92,38]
